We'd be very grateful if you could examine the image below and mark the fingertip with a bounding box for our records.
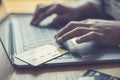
[55,34,59,39]
[76,38,83,43]
[55,30,61,38]
[56,37,61,42]
[31,21,37,26]
[75,36,89,43]
[56,37,65,44]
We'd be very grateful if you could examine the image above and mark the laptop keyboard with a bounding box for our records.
[19,22,58,51]
[10,15,75,59]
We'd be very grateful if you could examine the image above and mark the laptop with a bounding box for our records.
[0,14,120,69]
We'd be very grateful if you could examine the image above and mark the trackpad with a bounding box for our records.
[64,39,102,56]
[64,38,120,60]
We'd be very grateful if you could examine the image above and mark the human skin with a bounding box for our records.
[56,19,120,46]
[31,1,120,46]
[31,1,100,26]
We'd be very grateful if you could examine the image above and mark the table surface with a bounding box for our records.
[0,0,120,80]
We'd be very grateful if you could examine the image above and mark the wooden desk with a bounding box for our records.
[8,64,120,80]
[0,0,120,80]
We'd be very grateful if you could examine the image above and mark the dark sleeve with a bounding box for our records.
[86,0,104,15]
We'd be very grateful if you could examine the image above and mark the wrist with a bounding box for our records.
[74,2,99,20]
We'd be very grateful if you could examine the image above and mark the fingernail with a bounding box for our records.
[57,37,61,41]
[56,37,63,43]
[55,32,60,38]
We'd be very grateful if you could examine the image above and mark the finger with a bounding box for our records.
[34,5,45,16]
[48,13,77,27]
[76,31,103,43]
[32,4,63,26]
[44,4,67,16]
[56,22,93,38]
[31,5,52,25]
[56,27,91,43]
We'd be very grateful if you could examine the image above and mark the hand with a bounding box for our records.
[31,4,79,27]
[56,19,120,46]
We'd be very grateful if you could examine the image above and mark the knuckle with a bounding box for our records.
[86,19,93,22]
[90,31,98,37]
[55,4,62,8]
[90,31,96,34]
[74,27,82,32]
[67,21,77,28]
[69,21,77,25]
[84,19,99,24]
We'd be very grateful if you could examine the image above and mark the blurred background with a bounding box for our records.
[0,0,80,21]
[0,0,1,4]
[0,0,80,12]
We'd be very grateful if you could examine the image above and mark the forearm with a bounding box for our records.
[74,0,104,20]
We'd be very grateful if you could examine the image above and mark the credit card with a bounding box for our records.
[15,45,68,66]
[112,77,120,80]
[83,70,120,80]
